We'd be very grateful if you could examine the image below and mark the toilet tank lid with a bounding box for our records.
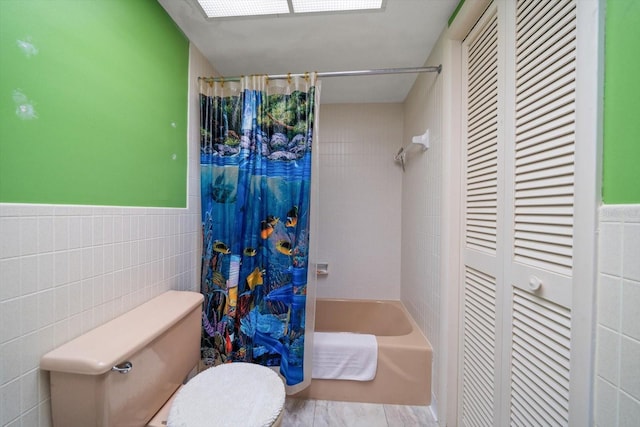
[40,291,204,375]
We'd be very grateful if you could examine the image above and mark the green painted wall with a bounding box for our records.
[603,0,640,204]
[0,0,189,207]
[448,0,466,27]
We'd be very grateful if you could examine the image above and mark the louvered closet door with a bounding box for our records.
[460,4,503,426]
[505,0,576,425]
[461,0,582,426]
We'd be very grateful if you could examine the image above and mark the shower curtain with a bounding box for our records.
[199,75,319,388]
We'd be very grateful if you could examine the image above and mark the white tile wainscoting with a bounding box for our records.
[595,205,640,426]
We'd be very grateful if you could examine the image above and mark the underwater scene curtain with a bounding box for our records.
[199,75,318,387]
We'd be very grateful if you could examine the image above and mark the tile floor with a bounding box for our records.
[282,398,438,427]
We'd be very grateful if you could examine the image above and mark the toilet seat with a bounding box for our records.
[167,362,286,427]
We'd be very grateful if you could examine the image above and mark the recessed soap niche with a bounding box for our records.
[316,262,329,276]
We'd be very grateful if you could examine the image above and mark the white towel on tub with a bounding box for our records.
[312,332,378,381]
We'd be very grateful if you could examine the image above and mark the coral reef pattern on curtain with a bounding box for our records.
[199,76,316,386]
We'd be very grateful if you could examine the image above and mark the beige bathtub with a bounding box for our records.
[293,298,433,405]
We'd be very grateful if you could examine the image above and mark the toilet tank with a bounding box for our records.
[40,291,204,427]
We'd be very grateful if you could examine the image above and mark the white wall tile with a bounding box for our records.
[68,282,83,317]
[81,216,93,247]
[20,294,38,335]
[1,300,20,343]
[1,339,21,384]
[622,223,640,281]
[53,217,69,252]
[113,215,123,243]
[37,290,54,330]
[54,286,70,322]
[103,216,114,245]
[37,326,55,361]
[622,280,640,341]
[0,259,21,301]
[619,392,640,427]
[68,216,83,250]
[400,50,443,412]
[94,275,104,306]
[595,377,618,426]
[20,332,40,373]
[600,205,625,222]
[81,247,93,279]
[68,249,82,284]
[596,325,621,385]
[53,251,69,287]
[52,320,69,350]
[620,337,640,401]
[37,253,54,291]
[20,217,39,256]
[1,217,20,259]
[93,246,104,276]
[316,103,403,301]
[21,255,39,296]
[93,216,104,246]
[624,206,640,223]
[22,406,39,427]
[598,275,621,330]
[1,378,20,425]
[596,204,640,426]
[599,222,623,276]
[81,309,94,334]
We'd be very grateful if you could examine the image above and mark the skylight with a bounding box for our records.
[196,0,384,19]
[197,0,289,18]
[291,0,383,14]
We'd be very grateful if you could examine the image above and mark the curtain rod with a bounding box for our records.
[199,65,442,82]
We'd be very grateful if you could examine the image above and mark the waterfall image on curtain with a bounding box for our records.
[199,75,318,386]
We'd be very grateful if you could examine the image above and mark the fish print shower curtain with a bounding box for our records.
[199,75,318,387]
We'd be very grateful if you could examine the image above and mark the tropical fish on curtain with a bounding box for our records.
[199,75,317,386]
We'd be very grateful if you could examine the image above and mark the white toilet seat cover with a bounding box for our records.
[167,362,285,427]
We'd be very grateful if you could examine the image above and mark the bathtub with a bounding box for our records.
[293,298,433,405]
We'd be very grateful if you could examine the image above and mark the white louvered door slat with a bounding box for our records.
[511,0,576,284]
[514,0,576,280]
[462,267,498,427]
[510,289,572,425]
[464,6,499,257]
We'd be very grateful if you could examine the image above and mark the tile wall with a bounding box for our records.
[316,103,404,301]
[0,44,214,427]
[400,38,445,420]
[595,205,640,426]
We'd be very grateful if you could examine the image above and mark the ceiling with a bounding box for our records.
[157,0,458,104]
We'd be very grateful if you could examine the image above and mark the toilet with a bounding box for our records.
[40,291,285,427]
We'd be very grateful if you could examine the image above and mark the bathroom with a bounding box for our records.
[1,0,639,426]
